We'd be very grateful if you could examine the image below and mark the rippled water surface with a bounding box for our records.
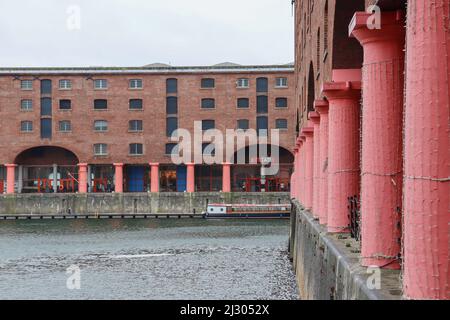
[0,219,298,300]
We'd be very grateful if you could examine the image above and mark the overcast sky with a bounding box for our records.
[0,0,294,67]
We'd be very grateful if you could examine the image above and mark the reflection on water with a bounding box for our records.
[0,219,299,300]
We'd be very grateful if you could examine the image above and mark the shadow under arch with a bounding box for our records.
[15,146,80,166]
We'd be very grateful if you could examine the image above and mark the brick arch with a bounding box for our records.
[14,145,80,166]
[231,144,294,165]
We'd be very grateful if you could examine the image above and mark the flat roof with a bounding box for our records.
[0,64,294,75]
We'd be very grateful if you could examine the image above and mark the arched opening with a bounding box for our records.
[231,145,294,192]
[14,146,79,193]
[307,62,315,115]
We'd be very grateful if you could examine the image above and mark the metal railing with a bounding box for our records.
[348,195,361,241]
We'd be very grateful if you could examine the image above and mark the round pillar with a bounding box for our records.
[113,163,124,193]
[77,163,88,194]
[301,127,314,211]
[322,81,361,233]
[315,100,330,225]
[186,163,195,193]
[309,112,321,218]
[350,11,405,269]
[403,0,449,300]
[5,164,17,194]
[150,163,160,193]
[222,163,231,192]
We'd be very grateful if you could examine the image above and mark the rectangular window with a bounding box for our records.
[201,78,215,88]
[40,118,52,139]
[94,143,108,156]
[237,78,249,88]
[59,80,72,90]
[129,79,143,89]
[256,78,268,92]
[94,79,108,89]
[237,119,249,130]
[59,120,72,132]
[276,77,288,88]
[94,120,108,132]
[40,80,52,95]
[276,119,288,129]
[257,116,268,136]
[129,99,143,110]
[166,97,178,114]
[20,121,33,132]
[94,99,107,110]
[59,99,72,110]
[129,143,143,155]
[41,98,52,116]
[201,98,215,109]
[165,143,178,155]
[129,120,143,132]
[202,120,215,131]
[257,95,268,114]
[166,117,178,137]
[21,99,32,111]
[237,98,249,108]
[21,80,33,90]
[166,78,178,94]
[276,97,288,108]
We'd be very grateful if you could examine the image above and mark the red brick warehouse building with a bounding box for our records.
[291,0,449,299]
[0,63,296,194]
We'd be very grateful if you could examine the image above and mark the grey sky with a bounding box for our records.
[0,0,294,67]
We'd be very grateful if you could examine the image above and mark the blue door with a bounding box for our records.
[127,166,144,192]
[176,166,187,192]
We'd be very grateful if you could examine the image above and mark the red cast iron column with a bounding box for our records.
[350,11,405,269]
[315,100,330,225]
[403,0,449,300]
[114,163,124,193]
[322,81,361,233]
[309,112,321,218]
[5,164,16,194]
[77,163,88,194]
[301,127,314,211]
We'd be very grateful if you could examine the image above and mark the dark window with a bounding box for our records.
[276,98,288,108]
[237,98,249,108]
[165,143,178,155]
[94,99,107,110]
[166,97,178,114]
[129,79,142,89]
[237,119,249,130]
[129,120,143,131]
[202,120,215,131]
[166,117,178,137]
[256,116,268,136]
[256,77,268,92]
[41,98,52,116]
[166,78,178,94]
[201,98,215,109]
[129,99,143,110]
[276,119,288,129]
[21,99,32,111]
[40,118,52,139]
[201,78,215,88]
[129,143,143,155]
[59,121,71,132]
[21,80,33,90]
[40,80,52,95]
[202,143,215,156]
[257,95,268,113]
[59,99,72,110]
[94,144,107,155]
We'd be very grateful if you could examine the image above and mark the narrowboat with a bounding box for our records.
[204,203,291,219]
